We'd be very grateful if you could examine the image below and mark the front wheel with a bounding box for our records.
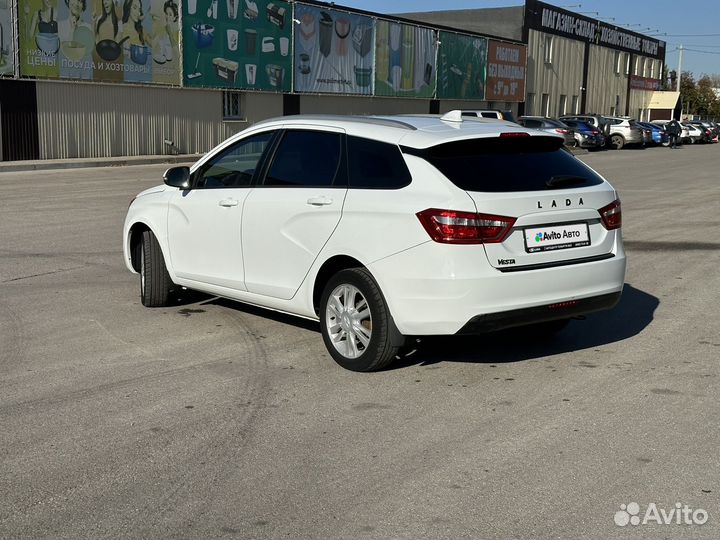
[140,230,175,307]
[320,268,400,372]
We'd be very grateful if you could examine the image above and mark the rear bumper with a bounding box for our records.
[457,292,621,334]
[369,239,626,336]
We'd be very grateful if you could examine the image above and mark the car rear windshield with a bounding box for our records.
[402,136,606,192]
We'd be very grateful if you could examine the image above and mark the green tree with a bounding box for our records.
[695,75,717,117]
[679,72,697,116]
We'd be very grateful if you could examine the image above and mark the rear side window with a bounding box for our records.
[520,118,542,128]
[265,130,343,187]
[347,136,411,189]
[402,136,605,193]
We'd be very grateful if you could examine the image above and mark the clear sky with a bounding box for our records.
[342,0,720,78]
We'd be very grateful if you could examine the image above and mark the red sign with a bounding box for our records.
[486,40,527,102]
[630,76,661,91]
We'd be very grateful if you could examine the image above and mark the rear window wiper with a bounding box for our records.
[546,175,589,189]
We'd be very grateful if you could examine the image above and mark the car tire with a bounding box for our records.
[610,134,625,150]
[320,268,400,372]
[140,229,174,307]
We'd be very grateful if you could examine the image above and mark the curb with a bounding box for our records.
[0,154,204,173]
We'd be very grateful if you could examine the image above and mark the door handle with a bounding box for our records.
[306,196,333,206]
[218,199,239,207]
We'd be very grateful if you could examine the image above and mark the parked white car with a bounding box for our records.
[653,119,689,145]
[682,123,705,144]
[124,112,626,371]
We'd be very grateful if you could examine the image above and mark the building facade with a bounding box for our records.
[0,0,665,161]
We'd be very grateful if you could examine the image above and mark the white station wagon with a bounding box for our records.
[123,112,626,371]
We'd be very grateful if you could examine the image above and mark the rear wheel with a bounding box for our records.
[140,230,174,307]
[610,134,625,150]
[320,268,400,372]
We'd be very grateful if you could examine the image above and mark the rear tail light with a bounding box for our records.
[599,199,622,230]
[555,128,570,134]
[416,209,516,244]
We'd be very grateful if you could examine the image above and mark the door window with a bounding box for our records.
[194,131,275,189]
[264,130,343,187]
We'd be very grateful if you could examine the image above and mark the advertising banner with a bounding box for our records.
[183,0,291,91]
[437,31,486,100]
[630,75,661,91]
[525,0,666,61]
[293,4,374,95]
[485,40,526,102]
[374,20,436,98]
[0,0,15,75]
[18,0,181,83]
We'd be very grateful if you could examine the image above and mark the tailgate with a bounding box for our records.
[466,185,618,269]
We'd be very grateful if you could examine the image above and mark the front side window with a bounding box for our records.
[194,131,275,189]
[348,136,411,189]
[264,130,343,187]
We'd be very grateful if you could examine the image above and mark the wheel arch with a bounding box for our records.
[312,255,366,316]
[311,255,406,349]
[128,222,151,273]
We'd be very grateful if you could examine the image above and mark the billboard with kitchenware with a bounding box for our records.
[293,4,375,95]
[0,0,15,75]
[374,20,436,98]
[182,0,291,91]
[485,39,526,102]
[437,31,486,100]
[17,0,181,83]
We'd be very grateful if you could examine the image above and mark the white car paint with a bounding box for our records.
[124,113,626,340]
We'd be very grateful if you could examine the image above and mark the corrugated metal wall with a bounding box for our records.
[587,46,628,115]
[35,82,283,159]
[526,30,584,118]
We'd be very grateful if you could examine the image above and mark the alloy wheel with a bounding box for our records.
[325,284,372,359]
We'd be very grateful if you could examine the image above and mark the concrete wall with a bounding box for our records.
[397,7,524,41]
[525,30,584,118]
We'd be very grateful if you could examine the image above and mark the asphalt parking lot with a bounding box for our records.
[1,143,719,539]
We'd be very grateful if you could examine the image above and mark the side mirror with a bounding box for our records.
[163,166,191,189]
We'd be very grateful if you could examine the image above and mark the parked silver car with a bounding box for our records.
[516,116,575,146]
[604,117,645,149]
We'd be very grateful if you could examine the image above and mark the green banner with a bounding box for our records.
[18,0,181,83]
[437,31,486,100]
[293,4,374,95]
[183,0,291,91]
[375,20,436,98]
[0,0,14,75]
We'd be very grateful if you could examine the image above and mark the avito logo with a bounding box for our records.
[535,231,562,242]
